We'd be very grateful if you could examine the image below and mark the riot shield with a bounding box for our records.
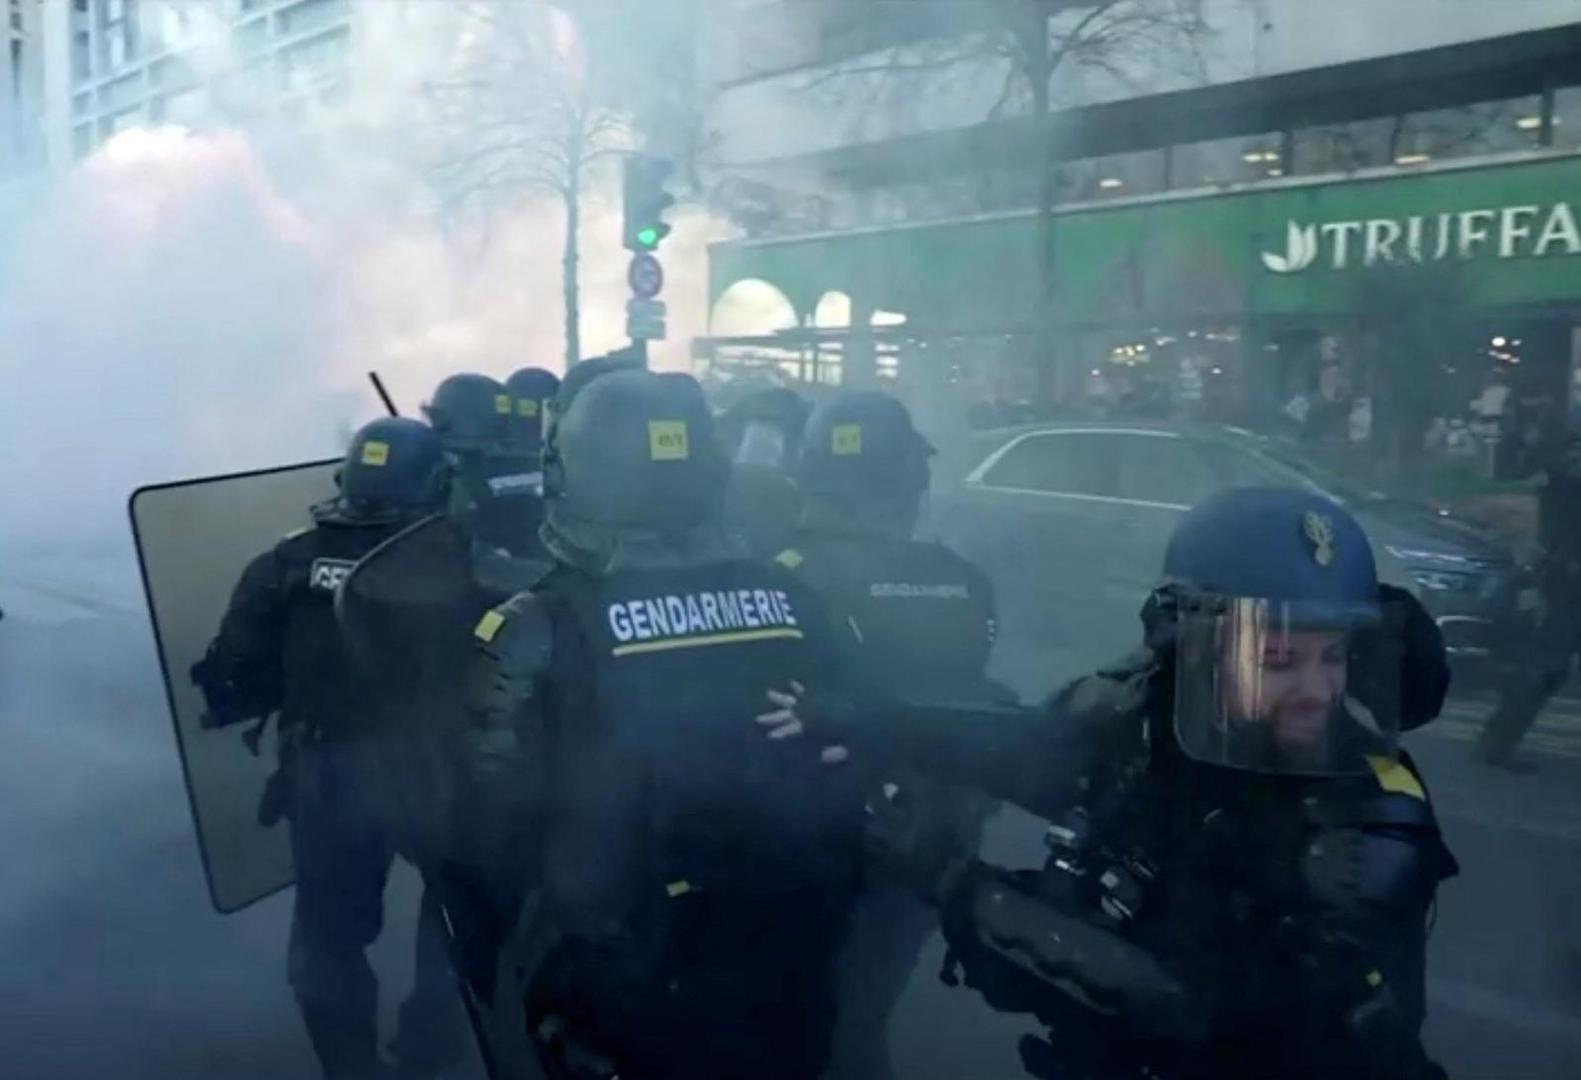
[341,517,565,1080]
[130,459,339,914]
[335,514,485,868]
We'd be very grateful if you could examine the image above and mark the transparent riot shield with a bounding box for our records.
[129,460,339,913]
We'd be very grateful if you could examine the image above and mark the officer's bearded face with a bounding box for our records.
[1228,627,1348,762]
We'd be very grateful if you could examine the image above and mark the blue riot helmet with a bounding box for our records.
[422,373,512,454]
[320,417,451,525]
[797,391,933,532]
[1163,486,1400,776]
[503,367,561,455]
[541,363,729,569]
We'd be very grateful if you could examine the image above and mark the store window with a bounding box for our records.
[1292,117,1394,175]
[1056,148,1166,202]
[100,71,139,109]
[1390,97,1540,165]
[974,165,1037,213]
[1171,132,1285,189]
[99,106,139,138]
[279,0,351,38]
[71,29,89,83]
[1553,85,1581,150]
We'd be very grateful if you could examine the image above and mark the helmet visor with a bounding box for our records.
[1172,589,1399,776]
[734,419,789,469]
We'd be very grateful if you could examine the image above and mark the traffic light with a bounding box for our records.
[623,154,675,252]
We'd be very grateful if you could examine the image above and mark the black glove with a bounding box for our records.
[190,650,274,730]
[1283,915,1443,1080]
[937,864,1056,1015]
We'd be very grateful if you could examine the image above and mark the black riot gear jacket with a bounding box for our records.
[775,532,996,702]
[918,652,1458,1080]
[450,449,547,561]
[549,561,865,920]
[459,550,867,1079]
[194,517,408,738]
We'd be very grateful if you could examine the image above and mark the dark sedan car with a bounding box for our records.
[930,422,1517,697]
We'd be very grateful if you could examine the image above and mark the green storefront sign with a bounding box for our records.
[709,153,1581,333]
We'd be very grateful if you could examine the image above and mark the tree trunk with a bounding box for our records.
[563,173,582,366]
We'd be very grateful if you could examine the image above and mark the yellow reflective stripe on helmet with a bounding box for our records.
[475,609,506,643]
[774,548,803,570]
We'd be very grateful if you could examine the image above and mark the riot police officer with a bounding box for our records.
[502,366,561,457]
[761,487,1458,1080]
[716,384,810,558]
[425,371,544,561]
[782,389,1002,1080]
[455,362,867,1079]
[1478,431,1581,769]
[192,417,462,1080]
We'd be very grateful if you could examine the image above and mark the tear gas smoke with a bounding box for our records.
[0,6,728,556]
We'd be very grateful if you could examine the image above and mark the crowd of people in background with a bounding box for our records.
[955,337,1568,486]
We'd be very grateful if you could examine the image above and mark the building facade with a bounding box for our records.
[700,1,1581,453]
[1,0,45,175]
[39,0,354,166]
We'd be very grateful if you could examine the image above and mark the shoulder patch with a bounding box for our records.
[475,608,507,643]
[1366,755,1425,801]
[774,548,804,570]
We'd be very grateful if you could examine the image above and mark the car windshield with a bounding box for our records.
[1250,440,1390,505]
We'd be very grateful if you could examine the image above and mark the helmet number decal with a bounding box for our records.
[649,420,690,462]
[494,393,513,414]
[831,423,863,456]
[518,399,539,417]
[360,440,390,466]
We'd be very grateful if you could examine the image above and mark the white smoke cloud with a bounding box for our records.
[0,1,733,552]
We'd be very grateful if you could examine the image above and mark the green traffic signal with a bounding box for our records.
[624,154,675,252]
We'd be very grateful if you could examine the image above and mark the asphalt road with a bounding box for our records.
[3,545,1579,1079]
